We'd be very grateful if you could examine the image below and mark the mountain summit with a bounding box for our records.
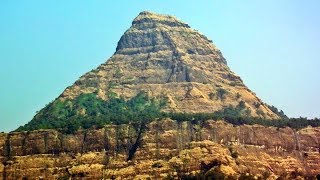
[21,11,280,131]
[7,12,320,180]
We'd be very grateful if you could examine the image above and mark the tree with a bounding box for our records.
[216,88,227,101]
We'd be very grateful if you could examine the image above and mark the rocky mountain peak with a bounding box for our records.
[131,11,190,28]
[7,11,320,180]
[19,11,281,132]
[116,11,217,58]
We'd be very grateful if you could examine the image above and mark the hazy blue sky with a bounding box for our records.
[1,1,319,132]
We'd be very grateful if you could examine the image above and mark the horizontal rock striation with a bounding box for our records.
[49,11,279,118]
[1,120,320,179]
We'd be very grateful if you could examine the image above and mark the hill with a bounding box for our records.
[18,11,281,132]
[2,11,320,179]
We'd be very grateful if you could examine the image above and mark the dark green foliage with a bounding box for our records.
[15,91,320,134]
[166,107,320,130]
[106,90,118,99]
[267,105,288,119]
[113,68,123,78]
[16,92,163,134]
[108,81,118,88]
[253,102,261,109]
[237,101,246,109]
[208,92,215,100]
[236,92,241,99]
[216,88,227,100]
[256,109,265,117]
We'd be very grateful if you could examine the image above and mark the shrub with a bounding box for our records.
[236,92,241,99]
[216,88,227,100]
[113,68,123,78]
[237,101,246,109]
[267,105,288,119]
[254,102,261,109]
[208,92,215,100]
[256,109,265,117]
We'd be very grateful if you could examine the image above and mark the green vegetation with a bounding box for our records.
[16,92,164,134]
[216,88,227,100]
[256,109,265,117]
[165,107,320,130]
[208,92,215,100]
[267,104,288,119]
[253,102,261,108]
[15,91,320,134]
[235,92,241,99]
[237,100,246,109]
[229,82,237,86]
[113,68,123,78]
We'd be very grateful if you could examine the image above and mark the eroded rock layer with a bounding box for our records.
[45,11,279,119]
[1,119,320,179]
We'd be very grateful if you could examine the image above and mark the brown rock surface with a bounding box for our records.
[38,11,279,119]
[1,120,320,179]
[7,11,317,179]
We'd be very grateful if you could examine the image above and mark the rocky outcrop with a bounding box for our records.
[9,11,314,179]
[37,11,280,119]
[1,120,320,179]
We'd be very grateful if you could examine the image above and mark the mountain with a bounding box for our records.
[61,11,278,117]
[2,11,320,179]
[18,11,280,131]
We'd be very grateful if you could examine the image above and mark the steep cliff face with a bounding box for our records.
[8,11,314,179]
[1,120,320,179]
[24,11,279,130]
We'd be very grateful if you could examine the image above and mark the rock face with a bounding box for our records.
[8,11,317,179]
[41,11,279,119]
[1,120,320,179]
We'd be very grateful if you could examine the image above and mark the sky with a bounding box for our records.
[0,1,319,132]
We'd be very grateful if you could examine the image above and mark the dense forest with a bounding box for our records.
[16,92,164,133]
[16,92,320,134]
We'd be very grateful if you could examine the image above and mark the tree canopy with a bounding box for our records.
[15,91,320,134]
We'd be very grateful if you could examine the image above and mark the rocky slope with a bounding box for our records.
[1,119,320,179]
[9,11,316,179]
[28,11,279,126]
